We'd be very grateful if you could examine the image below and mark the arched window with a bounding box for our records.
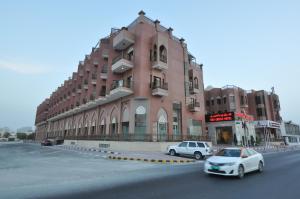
[193,77,199,89]
[99,110,106,136]
[122,108,129,136]
[135,106,147,137]
[110,117,117,135]
[159,45,167,63]
[110,107,118,136]
[153,45,157,61]
[157,108,168,141]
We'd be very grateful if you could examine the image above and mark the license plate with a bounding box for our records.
[211,166,220,170]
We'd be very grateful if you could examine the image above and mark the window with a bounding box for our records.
[216,149,241,157]
[135,106,147,135]
[179,142,188,147]
[257,108,266,117]
[206,100,210,106]
[189,142,196,147]
[247,149,257,156]
[217,98,221,105]
[229,95,235,103]
[193,77,199,89]
[255,96,262,104]
[240,96,244,105]
[153,45,157,62]
[159,45,167,63]
[223,97,227,104]
[197,142,205,148]
[241,149,251,157]
[211,99,214,106]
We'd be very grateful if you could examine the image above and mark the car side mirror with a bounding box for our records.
[241,155,248,158]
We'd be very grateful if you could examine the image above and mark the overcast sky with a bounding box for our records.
[0,0,299,130]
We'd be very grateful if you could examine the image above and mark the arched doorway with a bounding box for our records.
[110,107,118,138]
[135,106,147,140]
[157,108,168,141]
[122,108,129,138]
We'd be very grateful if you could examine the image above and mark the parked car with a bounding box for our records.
[167,141,212,160]
[41,139,52,146]
[204,147,264,179]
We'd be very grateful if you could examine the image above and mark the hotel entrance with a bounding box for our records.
[216,126,233,145]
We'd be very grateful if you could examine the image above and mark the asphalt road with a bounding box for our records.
[40,149,300,199]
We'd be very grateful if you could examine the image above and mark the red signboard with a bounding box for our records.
[205,112,235,123]
[235,112,254,121]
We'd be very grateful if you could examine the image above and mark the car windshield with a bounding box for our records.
[215,149,241,157]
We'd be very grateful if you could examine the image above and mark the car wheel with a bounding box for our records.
[258,161,263,173]
[194,152,203,160]
[238,165,245,179]
[169,149,176,156]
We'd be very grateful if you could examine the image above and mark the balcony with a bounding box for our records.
[113,29,135,50]
[151,82,168,97]
[91,79,97,85]
[189,85,200,94]
[83,84,88,90]
[91,74,97,85]
[240,103,249,108]
[102,49,109,59]
[100,66,108,79]
[188,102,201,112]
[112,55,133,73]
[109,80,133,99]
[152,57,168,70]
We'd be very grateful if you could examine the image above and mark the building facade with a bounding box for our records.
[35,11,206,143]
[205,86,256,146]
[281,121,300,145]
[247,89,282,142]
[204,85,283,145]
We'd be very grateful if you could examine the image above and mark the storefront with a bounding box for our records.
[254,120,282,144]
[206,112,256,146]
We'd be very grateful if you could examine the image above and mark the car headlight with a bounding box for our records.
[223,162,236,166]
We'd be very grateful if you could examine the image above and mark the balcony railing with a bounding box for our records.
[113,29,135,50]
[188,101,201,112]
[111,54,134,73]
[189,84,200,94]
[152,82,168,90]
[151,82,168,97]
[111,80,133,91]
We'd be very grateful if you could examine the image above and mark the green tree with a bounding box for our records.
[3,132,11,138]
[16,133,27,140]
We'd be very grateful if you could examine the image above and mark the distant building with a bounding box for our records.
[281,121,300,145]
[0,127,11,134]
[247,89,282,142]
[205,85,256,145]
[205,85,282,145]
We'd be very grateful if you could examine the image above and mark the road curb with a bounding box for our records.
[56,145,120,155]
[108,155,195,164]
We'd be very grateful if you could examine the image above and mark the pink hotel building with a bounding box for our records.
[35,11,207,143]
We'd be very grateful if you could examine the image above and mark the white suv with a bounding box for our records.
[167,141,212,160]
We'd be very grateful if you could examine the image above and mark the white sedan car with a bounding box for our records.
[204,147,264,179]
